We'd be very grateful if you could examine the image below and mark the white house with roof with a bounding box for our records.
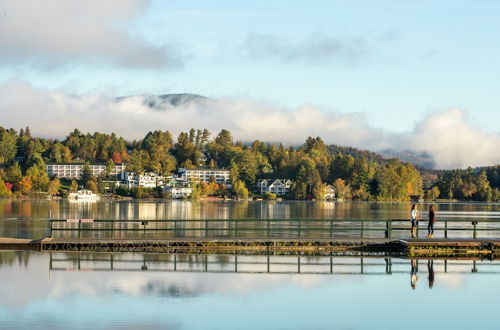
[325,184,336,200]
[163,185,193,199]
[256,179,292,196]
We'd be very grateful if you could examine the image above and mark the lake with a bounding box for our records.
[2,200,500,329]
[1,199,500,239]
[1,250,500,330]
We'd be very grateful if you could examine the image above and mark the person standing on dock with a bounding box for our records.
[410,204,419,238]
[427,205,436,238]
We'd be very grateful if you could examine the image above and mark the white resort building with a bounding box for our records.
[178,168,230,185]
[256,179,292,196]
[46,163,126,179]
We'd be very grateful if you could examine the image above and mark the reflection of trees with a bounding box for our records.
[0,251,31,266]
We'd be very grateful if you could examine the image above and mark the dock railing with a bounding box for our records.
[48,218,500,239]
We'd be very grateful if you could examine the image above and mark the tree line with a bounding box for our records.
[0,126,498,201]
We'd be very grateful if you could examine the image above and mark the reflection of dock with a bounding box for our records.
[2,237,500,257]
[47,253,498,275]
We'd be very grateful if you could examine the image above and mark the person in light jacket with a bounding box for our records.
[410,204,419,238]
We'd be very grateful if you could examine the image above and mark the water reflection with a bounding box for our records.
[2,251,500,330]
[2,200,500,240]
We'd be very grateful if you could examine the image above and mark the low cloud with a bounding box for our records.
[0,81,499,169]
[243,32,371,64]
[0,0,182,69]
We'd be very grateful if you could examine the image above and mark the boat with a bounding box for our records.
[68,189,100,202]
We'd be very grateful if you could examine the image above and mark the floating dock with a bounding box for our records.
[1,237,500,257]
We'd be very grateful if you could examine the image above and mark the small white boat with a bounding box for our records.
[68,189,100,202]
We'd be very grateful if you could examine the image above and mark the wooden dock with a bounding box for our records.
[2,237,500,257]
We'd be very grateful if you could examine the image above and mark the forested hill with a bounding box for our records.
[328,145,390,165]
[0,126,498,201]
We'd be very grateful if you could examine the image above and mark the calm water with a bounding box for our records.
[1,199,500,239]
[2,201,500,329]
[1,251,500,330]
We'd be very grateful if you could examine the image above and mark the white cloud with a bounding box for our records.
[0,0,181,69]
[0,81,499,169]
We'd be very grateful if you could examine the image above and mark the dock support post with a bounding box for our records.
[445,220,448,238]
[361,221,364,238]
[472,221,478,239]
[330,220,333,238]
[298,219,301,238]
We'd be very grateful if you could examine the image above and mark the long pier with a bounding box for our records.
[2,237,500,257]
[3,217,500,257]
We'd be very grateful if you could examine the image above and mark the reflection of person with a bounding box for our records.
[410,204,419,238]
[411,259,419,289]
[427,260,434,289]
[427,205,436,238]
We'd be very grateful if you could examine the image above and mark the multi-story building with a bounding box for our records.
[178,168,230,185]
[256,179,292,196]
[120,172,166,189]
[46,163,126,179]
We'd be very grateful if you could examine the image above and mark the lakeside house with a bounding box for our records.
[67,189,100,202]
[178,167,230,185]
[46,163,126,179]
[325,184,336,200]
[163,185,193,198]
[120,172,167,189]
[256,179,292,196]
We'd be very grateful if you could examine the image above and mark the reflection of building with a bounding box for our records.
[120,172,166,188]
[256,179,292,196]
[325,185,336,200]
[178,168,230,185]
[47,163,126,179]
[138,203,159,220]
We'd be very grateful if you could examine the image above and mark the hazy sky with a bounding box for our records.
[0,0,499,168]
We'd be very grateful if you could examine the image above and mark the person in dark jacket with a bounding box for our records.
[427,205,436,238]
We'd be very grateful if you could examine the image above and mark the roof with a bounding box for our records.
[47,162,126,166]
[179,167,229,172]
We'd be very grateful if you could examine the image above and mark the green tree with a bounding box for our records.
[47,178,61,195]
[85,180,98,193]
[104,159,115,177]
[81,162,93,183]
[0,129,18,164]
[233,180,249,199]
[333,178,351,200]
[236,150,257,187]
[5,162,22,184]
[70,179,78,192]
[0,179,11,197]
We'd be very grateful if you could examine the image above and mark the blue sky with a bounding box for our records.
[1,0,500,131]
[0,0,499,167]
